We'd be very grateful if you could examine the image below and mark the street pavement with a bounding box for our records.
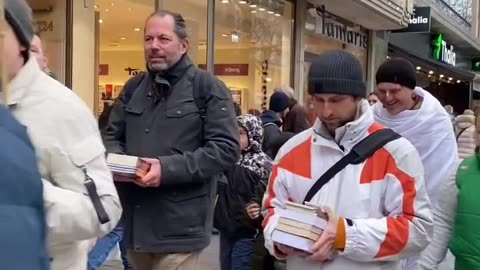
[100,234,220,270]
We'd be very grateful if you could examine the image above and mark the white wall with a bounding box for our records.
[72,0,96,111]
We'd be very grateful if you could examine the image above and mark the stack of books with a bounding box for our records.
[272,201,328,253]
[107,153,151,182]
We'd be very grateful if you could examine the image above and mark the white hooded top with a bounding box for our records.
[372,87,459,207]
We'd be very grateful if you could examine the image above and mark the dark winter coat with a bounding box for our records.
[0,106,50,270]
[103,55,240,253]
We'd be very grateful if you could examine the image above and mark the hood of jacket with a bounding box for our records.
[237,114,272,180]
[455,113,476,130]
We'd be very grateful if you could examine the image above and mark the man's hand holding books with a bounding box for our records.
[107,154,161,187]
[272,202,342,262]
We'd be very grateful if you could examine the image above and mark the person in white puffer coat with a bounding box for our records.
[454,109,477,159]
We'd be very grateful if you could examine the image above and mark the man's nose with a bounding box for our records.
[322,104,333,118]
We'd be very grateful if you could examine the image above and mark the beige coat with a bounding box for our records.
[455,112,476,159]
[7,57,122,270]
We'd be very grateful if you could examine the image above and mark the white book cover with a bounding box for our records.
[272,230,315,253]
[107,153,139,167]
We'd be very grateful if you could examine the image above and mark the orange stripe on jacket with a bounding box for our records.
[360,147,416,258]
[262,137,312,228]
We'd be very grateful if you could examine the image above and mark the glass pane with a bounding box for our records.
[214,0,294,113]
[163,0,208,66]
[28,0,67,83]
[96,0,155,116]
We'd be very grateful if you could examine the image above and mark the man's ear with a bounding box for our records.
[181,38,190,54]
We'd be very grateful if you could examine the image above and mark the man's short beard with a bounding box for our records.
[148,62,169,72]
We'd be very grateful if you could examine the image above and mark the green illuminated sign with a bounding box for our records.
[432,34,456,66]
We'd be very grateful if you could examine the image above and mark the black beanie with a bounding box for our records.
[269,91,289,113]
[376,58,417,90]
[308,50,366,98]
[4,0,34,50]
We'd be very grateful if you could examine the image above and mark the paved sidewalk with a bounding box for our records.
[100,234,220,270]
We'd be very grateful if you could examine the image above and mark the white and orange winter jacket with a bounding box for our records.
[262,101,433,270]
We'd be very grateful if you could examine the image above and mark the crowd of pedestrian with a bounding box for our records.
[1,1,480,270]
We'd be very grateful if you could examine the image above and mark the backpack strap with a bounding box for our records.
[121,72,146,104]
[193,69,210,120]
[303,128,401,203]
[456,127,468,141]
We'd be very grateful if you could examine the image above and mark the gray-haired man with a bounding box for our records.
[104,10,240,270]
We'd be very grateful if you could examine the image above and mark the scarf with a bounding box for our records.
[373,87,459,206]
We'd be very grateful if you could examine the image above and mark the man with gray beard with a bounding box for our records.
[104,10,240,270]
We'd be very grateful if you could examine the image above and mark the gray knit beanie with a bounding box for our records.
[308,50,366,98]
[4,0,34,50]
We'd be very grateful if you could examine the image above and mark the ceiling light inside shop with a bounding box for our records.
[249,4,257,7]
[221,0,229,3]
[231,33,239,43]
[258,7,266,11]
[266,77,272,82]
[440,74,444,78]
[99,19,103,23]
[105,8,110,12]
[416,66,421,70]
[120,37,126,40]
[429,70,434,74]
[448,77,453,81]
[95,5,99,8]
[267,10,274,14]
[221,33,229,37]
[457,80,461,83]
[250,10,257,13]
[111,2,115,5]
[239,0,247,4]
[133,28,141,31]
[275,13,281,16]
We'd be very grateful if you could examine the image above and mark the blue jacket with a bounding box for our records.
[0,106,50,270]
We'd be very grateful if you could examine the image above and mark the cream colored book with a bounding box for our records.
[278,217,324,235]
[275,223,321,242]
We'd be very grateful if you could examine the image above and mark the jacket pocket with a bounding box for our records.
[68,134,106,167]
[152,186,208,239]
[165,102,199,118]
[125,104,145,115]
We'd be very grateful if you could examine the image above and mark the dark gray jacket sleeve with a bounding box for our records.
[102,93,127,155]
[158,80,240,186]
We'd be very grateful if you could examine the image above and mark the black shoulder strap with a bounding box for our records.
[303,128,401,203]
[121,72,146,104]
[193,69,209,120]
[456,127,468,141]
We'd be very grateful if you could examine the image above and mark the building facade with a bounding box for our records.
[388,0,480,112]
[24,0,416,114]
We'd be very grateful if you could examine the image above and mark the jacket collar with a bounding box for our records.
[312,100,374,151]
[6,55,42,107]
[150,54,193,86]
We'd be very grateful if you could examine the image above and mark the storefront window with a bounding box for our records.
[213,0,294,113]
[96,0,207,116]
[303,5,369,107]
[28,0,68,83]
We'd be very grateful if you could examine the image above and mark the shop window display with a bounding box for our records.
[211,0,294,113]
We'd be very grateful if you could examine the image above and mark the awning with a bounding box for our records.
[308,0,412,30]
[388,44,475,81]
